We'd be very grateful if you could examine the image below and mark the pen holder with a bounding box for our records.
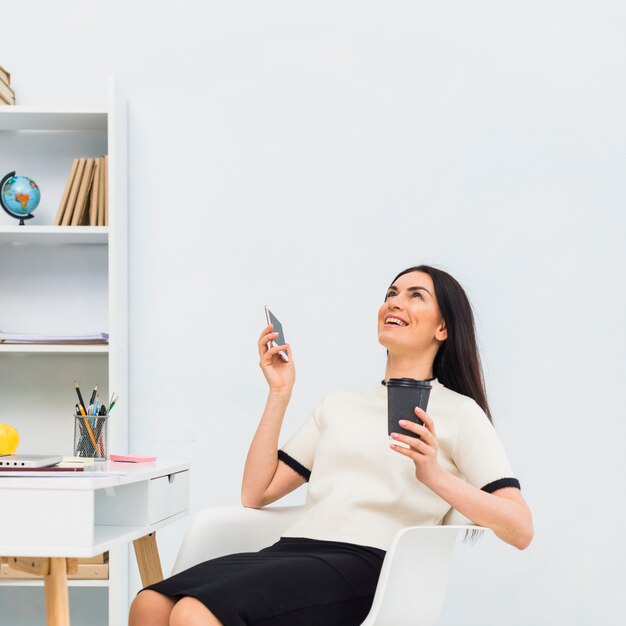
[73,414,108,460]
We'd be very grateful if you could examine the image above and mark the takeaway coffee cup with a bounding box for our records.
[386,378,432,438]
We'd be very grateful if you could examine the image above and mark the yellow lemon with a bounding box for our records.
[0,424,19,455]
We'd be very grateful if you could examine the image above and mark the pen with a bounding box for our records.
[74,381,87,414]
[89,385,98,407]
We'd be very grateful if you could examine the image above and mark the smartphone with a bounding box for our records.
[265,306,289,362]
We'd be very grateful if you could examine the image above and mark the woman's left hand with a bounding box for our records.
[389,407,444,486]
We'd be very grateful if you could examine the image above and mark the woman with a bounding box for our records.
[129,264,533,626]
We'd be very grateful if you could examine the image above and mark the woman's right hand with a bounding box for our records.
[258,324,295,393]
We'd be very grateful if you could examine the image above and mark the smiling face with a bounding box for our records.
[377,270,448,357]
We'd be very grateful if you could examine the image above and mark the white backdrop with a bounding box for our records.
[3,1,625,624]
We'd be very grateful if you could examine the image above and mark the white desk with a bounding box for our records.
[0,460,190,626]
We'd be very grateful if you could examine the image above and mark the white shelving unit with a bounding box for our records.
[0,225,109,244]
[0,78,128,626]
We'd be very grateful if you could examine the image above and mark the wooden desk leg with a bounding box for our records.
[44,558,70,626]
[133,532,164,587]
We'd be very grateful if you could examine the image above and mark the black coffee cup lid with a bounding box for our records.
[384,377,433,388]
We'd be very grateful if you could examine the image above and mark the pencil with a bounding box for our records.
[108,395,118,414]
[93,419,104,456]
[82,417,98,452]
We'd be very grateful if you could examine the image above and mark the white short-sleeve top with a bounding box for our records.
[278,379,520,551]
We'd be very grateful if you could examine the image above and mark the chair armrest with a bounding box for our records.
[172,505,306,575]
[361,525,490,626]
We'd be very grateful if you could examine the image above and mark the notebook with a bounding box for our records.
[0,454,63,468]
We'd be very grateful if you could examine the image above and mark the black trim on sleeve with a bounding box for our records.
[278,450,311,482]
[481,477,521,493]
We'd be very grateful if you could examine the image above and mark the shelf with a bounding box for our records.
[0,344,109,354]
[0,579,109,588]
[0,107,107,132]
[92,514,188,555]
[0,226,109,245]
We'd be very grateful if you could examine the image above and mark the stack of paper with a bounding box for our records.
[0,331,109,344]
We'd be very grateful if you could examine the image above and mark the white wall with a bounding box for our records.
[3,1,625,623]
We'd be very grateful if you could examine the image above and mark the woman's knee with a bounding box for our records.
[170,597,223,626]
[128,589,176,626]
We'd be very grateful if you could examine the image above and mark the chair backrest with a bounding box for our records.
[172,504,484,626]
[441,506,472,526]
[172,505,306,575]
[360,525,468,626]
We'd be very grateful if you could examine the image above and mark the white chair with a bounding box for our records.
[172,505,488,626]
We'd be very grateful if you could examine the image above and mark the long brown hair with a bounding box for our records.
[389,265,492,421]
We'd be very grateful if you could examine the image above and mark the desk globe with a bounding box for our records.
[0,171,41,225]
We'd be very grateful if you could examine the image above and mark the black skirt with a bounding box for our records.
[144,536,385,626]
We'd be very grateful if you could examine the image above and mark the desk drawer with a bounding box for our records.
[149,470,189,524]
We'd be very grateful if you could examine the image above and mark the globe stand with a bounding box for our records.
[0,171,36,226]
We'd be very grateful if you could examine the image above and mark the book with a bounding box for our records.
[0,67,10,86]
[89,157,101,225]
[92,155,107,226]
[97,155,107,226]
[71,158,96,225]
[97,156,104,226]
[54,159,80,226]
[104,155,109,226]
[0,78,15,105]
[61,158,87,225]
[55,155,107,226]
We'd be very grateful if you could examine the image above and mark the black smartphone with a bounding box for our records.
[265,306,289,362]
